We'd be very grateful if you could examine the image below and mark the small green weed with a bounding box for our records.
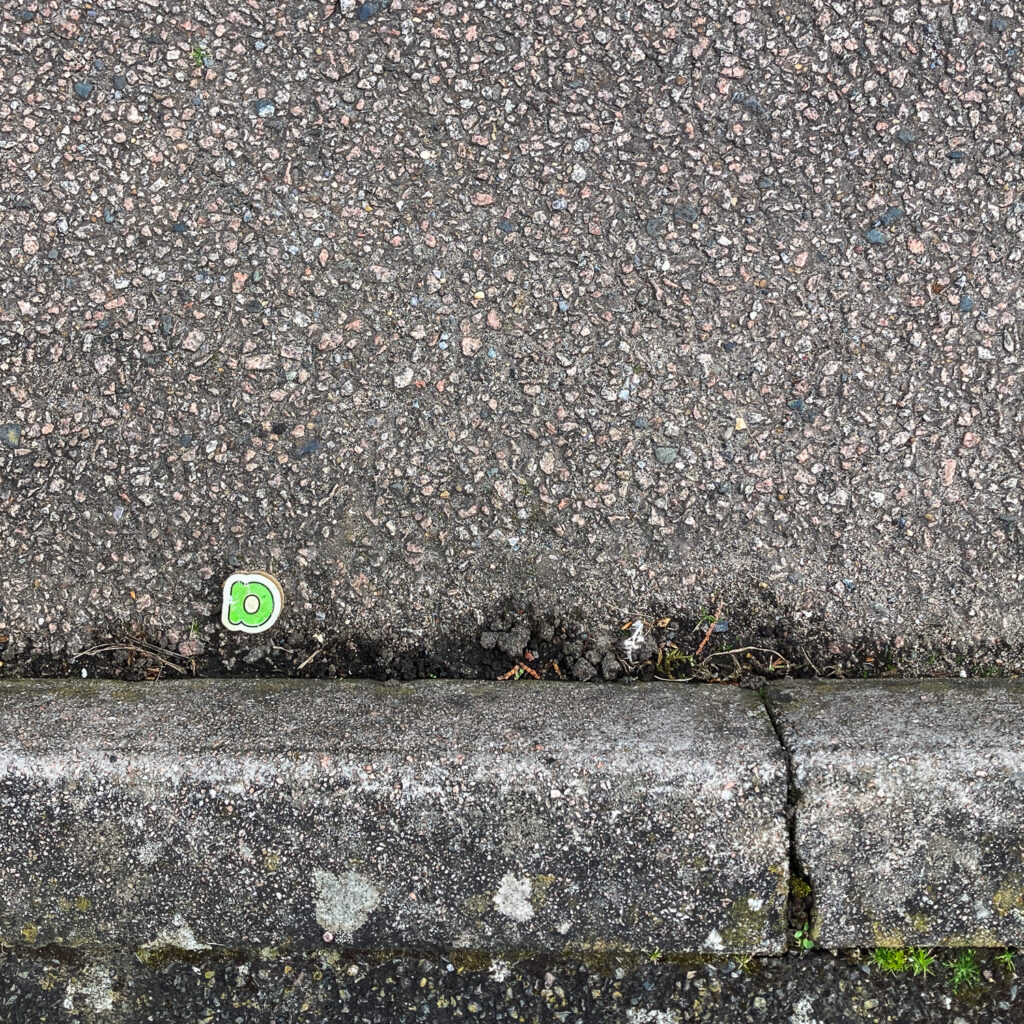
[655,644,694,679]
[871,947,909,974]
[910,947,936,977]
[793,926,813,951]
[944,950,981,993]
[996,949,1016,973]
[789,877,811,901]
[733,954,755,973]
[646,947,663,964]
[871,947,936,977]
[695,608,717,630]
[190,45,209,67]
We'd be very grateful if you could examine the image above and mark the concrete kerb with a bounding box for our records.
[765,678,1024,949]
[0,677,1020,959]
[0,678,789,956]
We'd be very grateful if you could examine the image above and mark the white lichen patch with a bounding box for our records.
[136,841,163,866]
[142,914,210,953]
[703,928,724,951]
[64,966,115,1013]
[489,959,511,983]
[493,872,534,923]
[313,868,380,937]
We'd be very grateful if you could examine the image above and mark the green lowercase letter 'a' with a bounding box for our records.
[228,580,275,628]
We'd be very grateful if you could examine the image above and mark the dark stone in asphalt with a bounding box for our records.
[865,228,887,245]
[572,657,597,680]
[72,81,93,99]
[645,216,667,238]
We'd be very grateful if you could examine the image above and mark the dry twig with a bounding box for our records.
[73,642,189,676]
[296,647,324,671]
[693,599,724,660]
[499,661,540,680]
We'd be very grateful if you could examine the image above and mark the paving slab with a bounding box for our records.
[767,678,1024,948]
[2,0,1024,678]
[0,678,788,955]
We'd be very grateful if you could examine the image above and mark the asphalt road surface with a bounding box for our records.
[2,0,1022,677]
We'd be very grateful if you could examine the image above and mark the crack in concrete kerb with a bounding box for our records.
[760,689,815,939]
[312,869,381,940]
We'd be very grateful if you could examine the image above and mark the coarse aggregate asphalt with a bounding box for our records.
[2,0,1023,679]
[2,948,1021,1023]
